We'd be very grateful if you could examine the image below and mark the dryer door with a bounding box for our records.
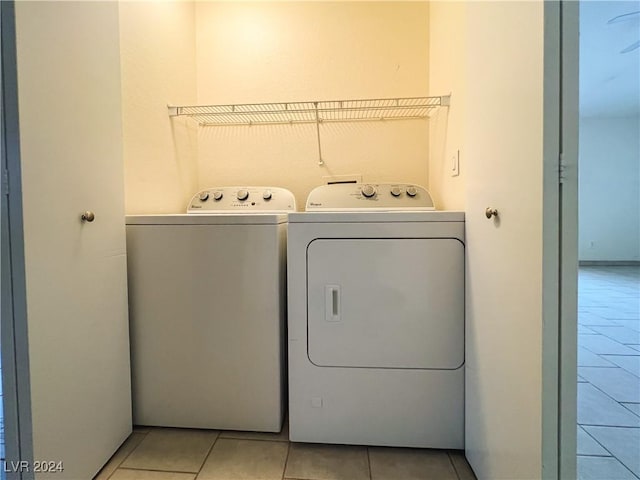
[307,238,464,369]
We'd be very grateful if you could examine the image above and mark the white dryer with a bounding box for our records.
[287,183,464,448]
[126,186,295,432]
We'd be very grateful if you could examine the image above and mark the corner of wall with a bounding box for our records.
[427,1,466,211]
[120,1,198,214]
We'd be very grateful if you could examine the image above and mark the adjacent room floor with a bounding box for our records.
[93,424,476,480]
[577,266,640,480]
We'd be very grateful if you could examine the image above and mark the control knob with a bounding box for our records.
[236,189,249,201]
[213,191,223,201]
[198,192,209,201]
[263,190,273,200]
[406,186,418,197]
[361,184,377,198]
[390,186,402,197]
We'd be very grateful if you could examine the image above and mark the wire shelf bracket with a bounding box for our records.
[168,95,451,166]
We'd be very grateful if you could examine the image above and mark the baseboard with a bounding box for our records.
[579,260,640,266]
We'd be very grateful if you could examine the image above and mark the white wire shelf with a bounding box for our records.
[168,96,450,126]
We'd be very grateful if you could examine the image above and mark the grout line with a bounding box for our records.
[582,353,640,357]
[284,478,324,480]
[580,424,640,430]
[576,454,613,458]
[103,430,150,480]
[578,365,618,368]
[620,405,640,419]
[612,458,640,480]
[578,377,639,409]
[366,446,372,480]
[116,467,200,474]
[447,450,462,480]
[217,435,289,443]
[194,431,221,477]
[280,440,292,480]
[579,426,616,459]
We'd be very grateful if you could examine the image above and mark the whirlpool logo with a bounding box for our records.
[309,202,322,207]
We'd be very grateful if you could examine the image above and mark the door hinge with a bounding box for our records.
[1,169,8,195]
[559,153,566,184]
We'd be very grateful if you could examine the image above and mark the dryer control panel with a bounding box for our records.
[187,186,296,213]
[305,183,435,211]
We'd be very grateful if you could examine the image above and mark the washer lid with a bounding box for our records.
[126,214,288,225]
[305,183,435,212]
[187,186,296,214]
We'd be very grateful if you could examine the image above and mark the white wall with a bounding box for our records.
[119,2,438,212]
[194,2,431,209]
[579,115,640,261]
[119,1,198,214]
[428,1,466,210]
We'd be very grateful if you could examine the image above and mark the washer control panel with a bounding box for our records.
[188,186,296,213]
[305,183,435,211]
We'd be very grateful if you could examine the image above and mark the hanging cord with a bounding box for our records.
[314,102,324,166]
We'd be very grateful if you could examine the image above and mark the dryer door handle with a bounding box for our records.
[325,285,341,322]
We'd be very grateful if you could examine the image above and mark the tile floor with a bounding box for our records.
[73,265,640,479]
[93,423,476,480]
[577,266,640,480]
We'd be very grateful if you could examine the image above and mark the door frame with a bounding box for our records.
[542,2,579,479]
[1,1,35,478]
[542,0,579,480]
[558,1,579,478]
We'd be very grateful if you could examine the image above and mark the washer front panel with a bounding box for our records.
[127,222,287,430]
[307,238,464,369]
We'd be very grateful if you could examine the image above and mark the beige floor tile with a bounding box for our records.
[197,438,288,480]
[369,447,457,480]
[110,469,196,480]
[448,451,478,480]
[219,419,289,442]
[94,432,147,480]
[121,428,218,473]
[284,443,369,480]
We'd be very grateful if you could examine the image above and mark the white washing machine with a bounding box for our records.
[126,186,295,432]
[287,183,464,448]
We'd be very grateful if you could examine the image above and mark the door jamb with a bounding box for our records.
[541,2,579,479]
[559,1,579,479]
[1,2,35,478]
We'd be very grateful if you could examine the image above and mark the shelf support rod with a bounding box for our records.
[314,102,324,166]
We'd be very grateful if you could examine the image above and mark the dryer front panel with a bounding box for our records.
[306,238,464,369]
